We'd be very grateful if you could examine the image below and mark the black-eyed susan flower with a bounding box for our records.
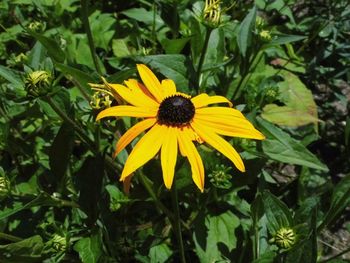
[96,64,265,192]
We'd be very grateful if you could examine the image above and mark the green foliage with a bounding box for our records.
[0,0,349,262]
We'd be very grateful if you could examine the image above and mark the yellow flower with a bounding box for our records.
[96,64,265,192]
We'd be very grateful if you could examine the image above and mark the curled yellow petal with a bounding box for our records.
[191,93,233,108]
[191,120,245,172]
[120,124,165,181]
[96,105,157,121]
[161,127,178,189]
[137,64,164,103]
[114,118,157,157]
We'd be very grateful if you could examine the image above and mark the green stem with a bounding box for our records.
[196,27,212,93]
[138,173,174,221]
[80,0,102,75]
[171,179,186,263]
[45,96,96,151]
[0,232,23,242]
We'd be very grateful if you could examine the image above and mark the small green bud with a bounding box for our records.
[28,21,46,33]
[51,234,67,252]
[209,164,232,189]
[255,16,265,29]
[259,30,272,42]
[0,176,10,198]
[271,227,296,249]
[25,71,52,97]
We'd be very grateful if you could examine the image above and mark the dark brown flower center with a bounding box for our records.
[157,95,195,126]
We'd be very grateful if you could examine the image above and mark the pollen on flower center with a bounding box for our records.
[158,95,195,126]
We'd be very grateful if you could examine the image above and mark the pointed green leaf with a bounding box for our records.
[257,118,328,171]
[74,233,102,263]
[237,6,256,57]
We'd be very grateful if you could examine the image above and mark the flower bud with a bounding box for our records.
[0,176,10,198]
[90,91,112,110]
[28,21,46,33]
[259,30,272,42]
[208,164,232,189]
[25,71,52,97]
[203,0,222,28]
[51,234,67,252]
[271,227,296,249]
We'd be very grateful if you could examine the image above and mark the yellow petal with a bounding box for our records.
[96,105,157,121]
[177,129,205,192]
[124,79,160,107]
[191,93,233,108]
[161,127,178,189]
[196,106,245,118]
[191,120,245,172]
[137,64,164,103]
[107,81,159,108]
[161,79,177,98]
[120,124,165,181]
[195,114,255,130]
[195,119,265,140]
[114,118,157,157]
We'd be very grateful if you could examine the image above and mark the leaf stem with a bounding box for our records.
[196,27,212,93]
[171,179,186,263]
[80,0,102,75]
[0,232,23,242]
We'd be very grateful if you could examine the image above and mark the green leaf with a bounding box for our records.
[27,42,46,70]
[268,34,306,45]
[193,210,240,263]
[0,235,44,263]
[122,8,163,28]
[74,232,103,263]
[89,11,115,51]
[112,39,131,58]
[28,31,65,63]
[75,156,104,224]
[319,175,350,231]
[149,243,172,263]
[159,2,179,34]
[262,191,293,235]
[253,251,276,263]
[136,55,196,93]
[237,5,256,57]
[160,37,191,54]
[261,71,318,127]
[49,121,74,179]
[0,65,23,87]
[55,62,96,92]
[257,118,329,171]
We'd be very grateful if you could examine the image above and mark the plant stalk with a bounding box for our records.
[171,179,186,263]
[80,0,102,75]
[196,27,212,93]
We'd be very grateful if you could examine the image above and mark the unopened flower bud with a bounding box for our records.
[203,0,222,28]
[209,164,232,189]
[271,227,296,249]
[28,21,46,33]
[259,30,272,42]
[0,176,10,198]
[51,234,67,252]
[25,71,52,97]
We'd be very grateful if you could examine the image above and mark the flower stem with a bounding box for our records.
[196,27,212,93]
[80,0,102,75]
[171,179,186,263]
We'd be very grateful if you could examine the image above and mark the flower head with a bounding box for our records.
[25,70,52,97]
[96,64,264,192]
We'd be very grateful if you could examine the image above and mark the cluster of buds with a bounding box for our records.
[24,70,52,97]
[0,176,10,198]
[203,0,222,28]
[270,227,296,250]
[255,16,272,42]
[89,77,124,110]
[208,164,232,189]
